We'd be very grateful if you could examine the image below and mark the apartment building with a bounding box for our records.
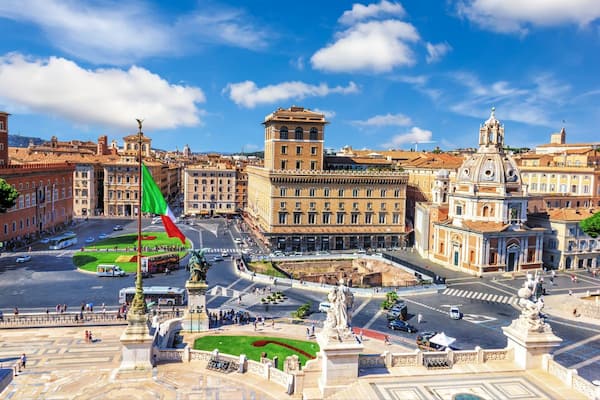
[183,163,237,216]
[246,106,409,252]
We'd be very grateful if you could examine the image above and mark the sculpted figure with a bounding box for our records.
[188,249,210,282]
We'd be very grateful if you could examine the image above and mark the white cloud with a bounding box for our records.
[352,113,412,127]
[0,53,205,130]
[426,42,452,63]
[447,71,570,126]
[290,56,305,70]
[0,0,268,65]
[382,127,433,148]
[224,81,359,108]
[313,108,337,119]
[311,20,420,73]
[339,0,405,25]
[456,0,600,34]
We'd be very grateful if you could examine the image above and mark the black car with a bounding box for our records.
[113,225,123,231]
[388,319,417,333]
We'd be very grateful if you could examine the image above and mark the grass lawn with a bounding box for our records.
[193,335,319,370]
[247,261,288,278]
[74,232,190,273]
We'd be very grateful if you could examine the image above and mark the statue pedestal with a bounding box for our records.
[119,311,154,371]
[316,331,363,398]
[502,317,562,369]
[182,280,209,332]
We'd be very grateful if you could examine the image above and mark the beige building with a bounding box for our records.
[182,163,237,216]
[528,208,600,270]
[415,110,545,275]
[246,106,409,252]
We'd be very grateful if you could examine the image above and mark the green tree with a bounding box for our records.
[0,178,18,213]
[580,212,600,238]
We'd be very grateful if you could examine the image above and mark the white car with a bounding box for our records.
[318,302,331,312]
[98,233,109,240]
[85,237,95,243]
[221,252,231,257]
[449,306,462,320]
[16,255,32,263]
[151,217,161,224]
[213,255,224,262]
[40,238,50,244]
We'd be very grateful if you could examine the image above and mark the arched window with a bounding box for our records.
[482,205,489,217]
[309,128,318,140]
[280,126,288,140]
[295,127,303,140]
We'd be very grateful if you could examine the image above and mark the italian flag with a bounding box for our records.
[141,163,186,245]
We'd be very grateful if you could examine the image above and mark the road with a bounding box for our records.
[0,217,599,381]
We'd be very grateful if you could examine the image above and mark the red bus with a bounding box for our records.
[141,253,180,274]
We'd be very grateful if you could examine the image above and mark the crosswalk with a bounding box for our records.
[202,248,240,254]
[442,288,517,304]
[208,285,241,298]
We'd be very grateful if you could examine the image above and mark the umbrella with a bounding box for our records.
[429,332,456,348]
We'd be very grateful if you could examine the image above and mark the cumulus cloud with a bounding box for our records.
[0,0,268,65]
[382,127,433,148]
[352,113,412,127]
[456,0,600,34]
[224,81,359,108]
[426,42,452,63]
[0,53,205,130]
[313,108,337,119]
[311,20,420,73]
[339,0,405,25]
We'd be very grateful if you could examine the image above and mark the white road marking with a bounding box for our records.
[363,309,382,329]
[554,334,600,356]
[91,286,103,290]
[352,299,371,317]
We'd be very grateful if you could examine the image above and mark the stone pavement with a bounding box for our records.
[0,320,591,399]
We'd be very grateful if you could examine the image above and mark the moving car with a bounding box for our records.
[113,225,123,231]
[16,255,32,263]
[318,302,331,312]
[96,264,127,277]
[221,252,231,257]
[315,251,330,256]
[449,306,462,320]
[98,233,109,240]
[85,237,95,243]
[388,319,417,333]
[151,217,161,224]
[213,255,224,262]
[40,238,50,244]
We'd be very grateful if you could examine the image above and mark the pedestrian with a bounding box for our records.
[417,313,423,324]
[88,331,93,343]
[102,303,106,314]
[384,335,391,345]
[20,353,26,369]
[13,307,18,316]
[569,290,573,296]
[271,318,275,328]
[359,330,364,342]
[311,323,315,336]
[551,270,556,279]
[84,330,89,343]
[253,320,257,331]
[306,327,311,339]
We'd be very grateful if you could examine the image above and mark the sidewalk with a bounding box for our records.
[543,293,600,327]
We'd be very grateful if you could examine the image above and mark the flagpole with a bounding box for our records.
[130,119,146,316]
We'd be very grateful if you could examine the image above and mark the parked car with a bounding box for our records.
[98,233,109,240]
[449,306,462,320]
[318,302,331,312]
[234,238,243,244]
[315,251,330,256]
[113,225,123,231]
[386,301,408,320]
[16,255,32,263]
[151,217,161,224]
[40,238,50,244]
[388,319,417,333]
[85,237,95,243]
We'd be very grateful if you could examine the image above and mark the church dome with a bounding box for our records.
[455,109,522,189]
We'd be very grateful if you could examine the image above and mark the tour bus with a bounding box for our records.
[118,286,187,307]
[141,253,180,274]
[48,233,78,250]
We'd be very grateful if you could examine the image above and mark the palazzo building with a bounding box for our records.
[182,163,237,216]
[246,106,409,252]
[415,109,545,275]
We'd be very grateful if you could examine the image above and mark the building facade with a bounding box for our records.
[246,106,409,252]
[183,164,237,216]
[415,110,545,275]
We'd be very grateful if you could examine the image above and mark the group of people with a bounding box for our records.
[84,330,94,343]
[208,309,251,327]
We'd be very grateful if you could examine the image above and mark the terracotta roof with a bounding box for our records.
[537,142,599,148]
[460,220,511,232]
[547,208,599,222]
[401,153,464,169]
[8,147,120,164]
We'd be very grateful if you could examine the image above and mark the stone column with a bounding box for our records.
[119,311,154,372]
[182,281,209,332]
[317,333,363,398]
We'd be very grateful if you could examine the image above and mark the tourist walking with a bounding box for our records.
[20,353,26,369]
[417,313,423,324]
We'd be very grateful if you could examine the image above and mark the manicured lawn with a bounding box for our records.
[247,261,288,278]
[74,232,190,273]
[193,335,319,370]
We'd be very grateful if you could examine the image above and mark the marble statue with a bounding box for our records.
[515,274,549,333]
[323,279,354,340]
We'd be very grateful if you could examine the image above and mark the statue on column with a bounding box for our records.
[323,279,354,340]
[188,249,210,282]
[515,272,549,333]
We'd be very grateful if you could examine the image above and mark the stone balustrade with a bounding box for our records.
[542,355,599,400]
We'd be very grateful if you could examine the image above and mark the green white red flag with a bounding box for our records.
[141,163,186,245]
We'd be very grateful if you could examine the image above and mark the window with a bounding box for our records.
[365,213,373,224]
[336,213,345,224]
[309,188,316,197]
[295,127,303,140]
[351,213,359,224]
[280,202,286,209]
[280,127,288,139]
[281,160,287,169]
[279,213,287,224]
[379,213,386,224]
[353,189,359,197]
[308,213,316,224]
[540,183,547,191]
[584,185,590,194]
[293,213,302,224]
[531,183,537,191]
[311,146,317,155]
[295,161,302,169]
[338,202,344,209]
[295,202,301,209]
[456,204,463,216]
[338,189,344,197]
[353,202,359,210]
[310,161,317,170]
[280,188,287,196]
[394,189,401,197]
[366,189,373,197]
[309,202,316,209]
[380,203,386,210]
[324,188,330,197]
[367,202,372,210]
[392,213,400,224]
[322,213,331,224]
[296,146,302,155]
[295,188,301,197]
[571,185,577,193]
[324,202,330,209]
[380,189,387,197]
[281,145,287,154]
[309,128,318,140]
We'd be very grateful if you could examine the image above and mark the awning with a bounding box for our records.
[429,332,456,347]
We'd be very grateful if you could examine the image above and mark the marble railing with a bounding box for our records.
[542,355,598,400]
[385,347,513,370]
[358,354,386,369]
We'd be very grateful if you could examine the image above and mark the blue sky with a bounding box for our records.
[0,0,599,153]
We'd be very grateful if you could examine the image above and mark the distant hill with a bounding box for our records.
[8,134,44,148]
